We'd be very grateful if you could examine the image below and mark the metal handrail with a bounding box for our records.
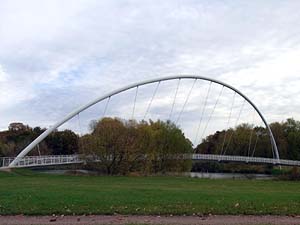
[1,154,300,169]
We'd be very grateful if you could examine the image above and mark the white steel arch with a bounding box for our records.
[9,75,280,167]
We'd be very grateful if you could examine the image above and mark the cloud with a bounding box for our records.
[0,65,7,82]
[1,0,300,146]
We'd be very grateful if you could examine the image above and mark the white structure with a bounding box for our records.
[2,154,300,169]
[9,75,280,167]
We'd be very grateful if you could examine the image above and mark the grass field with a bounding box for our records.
[0,169,300,216]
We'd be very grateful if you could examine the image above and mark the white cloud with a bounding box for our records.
[1,0,300,145]
[0,65,7,82]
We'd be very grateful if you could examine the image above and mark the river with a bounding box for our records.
[35,169,274,179]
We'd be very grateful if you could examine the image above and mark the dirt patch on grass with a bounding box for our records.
[0,215,300,225]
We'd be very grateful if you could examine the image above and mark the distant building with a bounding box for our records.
[8,122,29,132]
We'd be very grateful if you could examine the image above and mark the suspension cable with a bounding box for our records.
[271,137,275,159]
[247,109,256,157]
[176,79,197,124]
[199,85,224,143]
[223,99,246,155]
[220,92,236,155]
[77,113,83,136]
[77,113,84,153]
[37,143,41,156]
[132,86,139,120]
[251,133,259,157]
[143,81,160,120]
[169,78,181,121]
[194,82,212,145]
[102,96,111,118]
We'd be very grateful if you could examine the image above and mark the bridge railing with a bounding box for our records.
[2,154,300,168]
[1,157,15,168]
[191,154,300,166]
[0,155,83,168]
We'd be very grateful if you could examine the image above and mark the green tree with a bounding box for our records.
[80,118,192,175]
[46,130,79,155]
[81,118,127,174]
[0,141,9,157]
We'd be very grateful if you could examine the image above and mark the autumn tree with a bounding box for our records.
[80,118,192,175]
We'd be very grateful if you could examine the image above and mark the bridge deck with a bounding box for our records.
[192,154,300,166]
[1,154,300,168]
[0,155,83,168]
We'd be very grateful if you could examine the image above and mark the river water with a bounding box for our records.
[189,172,273,180]
[35,169,274,180]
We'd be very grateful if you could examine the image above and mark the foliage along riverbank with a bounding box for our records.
[1,117,300,175]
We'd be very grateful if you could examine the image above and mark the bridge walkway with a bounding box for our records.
[1,154,300,169]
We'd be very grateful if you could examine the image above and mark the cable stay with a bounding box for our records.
[169,78,181,121]
[199,85,224,144]
[220,92,236,155]
[193,82,212,145]
[77,113,84,152]
[250,122,275,159]
[37,143,41,156]
[223,99,246,155]
[143,81,160,121]
[77,113,83,137]
[247,109,256,157]
[176,79,197,124]
[102,96,111,119]
[271,138,275,159]
[250,120,265,157]
[251,133,259,157]
[131,86,139,120]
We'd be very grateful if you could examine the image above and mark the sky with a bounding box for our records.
[1,0,300,145]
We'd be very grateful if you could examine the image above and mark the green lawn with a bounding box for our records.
[0,169,300,215]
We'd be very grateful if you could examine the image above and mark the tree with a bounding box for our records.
[283,119,300,160]
[195,123,272,158]
[147,120,192,173]
[0,141,9,157]
[45,130,79,155]
[81,118,128,174]
[194,118,300,161]
[80,118,192,175]
[270,122,288,159]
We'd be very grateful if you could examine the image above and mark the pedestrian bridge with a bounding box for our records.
[4,75,287,169]
[1,154,300,169]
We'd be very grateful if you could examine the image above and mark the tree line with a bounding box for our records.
[1,118,300,174]
[0,119,193,175]
[0,125,78,157]
[195,118,300,160]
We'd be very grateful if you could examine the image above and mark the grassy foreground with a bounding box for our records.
[0,169,300,215]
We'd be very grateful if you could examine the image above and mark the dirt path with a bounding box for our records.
[1,215,300,225]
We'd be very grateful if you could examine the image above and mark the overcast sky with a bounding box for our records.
[1,0,300,144]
